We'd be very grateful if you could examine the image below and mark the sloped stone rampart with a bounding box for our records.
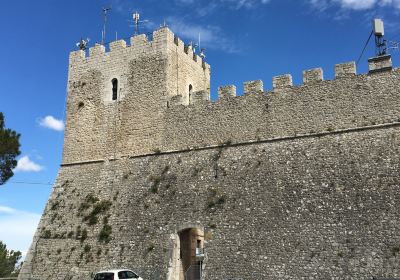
[20,125,400,280]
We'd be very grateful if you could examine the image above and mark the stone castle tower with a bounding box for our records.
[19,26,400,280]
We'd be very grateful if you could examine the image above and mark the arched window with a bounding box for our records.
[112,78,118,101]
[188,84,193,104]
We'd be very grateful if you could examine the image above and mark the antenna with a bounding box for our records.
[102,6,112,45]
[388,40,399,51]
[197,33,206,59]
[191,42,197,53]
[373,19,387,56]
[130,11,149,35]
[76,38,90,50]
[199,48,206,59]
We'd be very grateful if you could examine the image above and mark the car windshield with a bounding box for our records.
[94,272,114,280]
[118,270,138,279]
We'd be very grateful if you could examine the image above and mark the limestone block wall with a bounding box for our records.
[19,124,400,280]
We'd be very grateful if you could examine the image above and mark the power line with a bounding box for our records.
[6,181,53,186]
[357,30,373,66]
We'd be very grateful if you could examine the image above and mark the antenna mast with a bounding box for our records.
[76,38,90,50]
[102,6,112,45]
[133,12,140,35]
[373,19,386,56]
[131,11,149,35]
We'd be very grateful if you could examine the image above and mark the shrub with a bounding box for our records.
[81,229,88,242]
[147,244,155,252]
[84,244,91,253]
[99,224,112,243]
[96,248,102,256]
[43,230,51,239]
[83,200,112,225]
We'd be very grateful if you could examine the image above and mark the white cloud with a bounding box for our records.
[14,156,44,172]
[0,206,41,258]
[167,17,239,53]
[0,206,16,214]
[175,0,271,9]
[310,0,400,10]
[337,0,377,10]
[38,115,64,131]
[221,0,270,9]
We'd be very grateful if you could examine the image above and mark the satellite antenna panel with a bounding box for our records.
[372,18,387,56]
[373,19,384,37]
[130,11,149,35]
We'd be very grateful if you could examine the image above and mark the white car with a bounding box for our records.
[94,269,143,280]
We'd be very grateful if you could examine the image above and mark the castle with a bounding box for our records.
[19,26,400,280]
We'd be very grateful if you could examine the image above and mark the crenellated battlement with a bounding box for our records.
[162,54,400,155]
[170,55,393,107]
[68,27,210,71]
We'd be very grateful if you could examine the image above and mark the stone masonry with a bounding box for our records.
[19,26,400,280]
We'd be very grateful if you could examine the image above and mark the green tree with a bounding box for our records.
[0,112,20,185]
[0,241,22,277]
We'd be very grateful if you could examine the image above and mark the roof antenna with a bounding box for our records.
[373,19,387,56]
[200,48,206,59]
[160,19,168,28]
[198,33,206,59]
[102,6,112,45]
[76,38,90,50]
[131,11,149,35]
[190,34,201,54]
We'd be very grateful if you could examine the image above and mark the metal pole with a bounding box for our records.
[102,7,111,45]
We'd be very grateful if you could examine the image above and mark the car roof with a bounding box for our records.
[96,269,136,274]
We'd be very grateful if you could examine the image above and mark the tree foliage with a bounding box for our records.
[0,112,20,185]
[0,241,22,277]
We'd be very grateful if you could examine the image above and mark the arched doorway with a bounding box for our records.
[179,228,204,280]
[168,228,204,280]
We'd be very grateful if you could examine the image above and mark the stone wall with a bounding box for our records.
[63,26,400,165]
[19,124,400,280]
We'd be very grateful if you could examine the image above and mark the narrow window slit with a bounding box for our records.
[112,78,118,100]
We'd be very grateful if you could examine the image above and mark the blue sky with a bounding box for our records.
[1,0,400,256]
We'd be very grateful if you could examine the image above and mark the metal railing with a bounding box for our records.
[185,264,202,280]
